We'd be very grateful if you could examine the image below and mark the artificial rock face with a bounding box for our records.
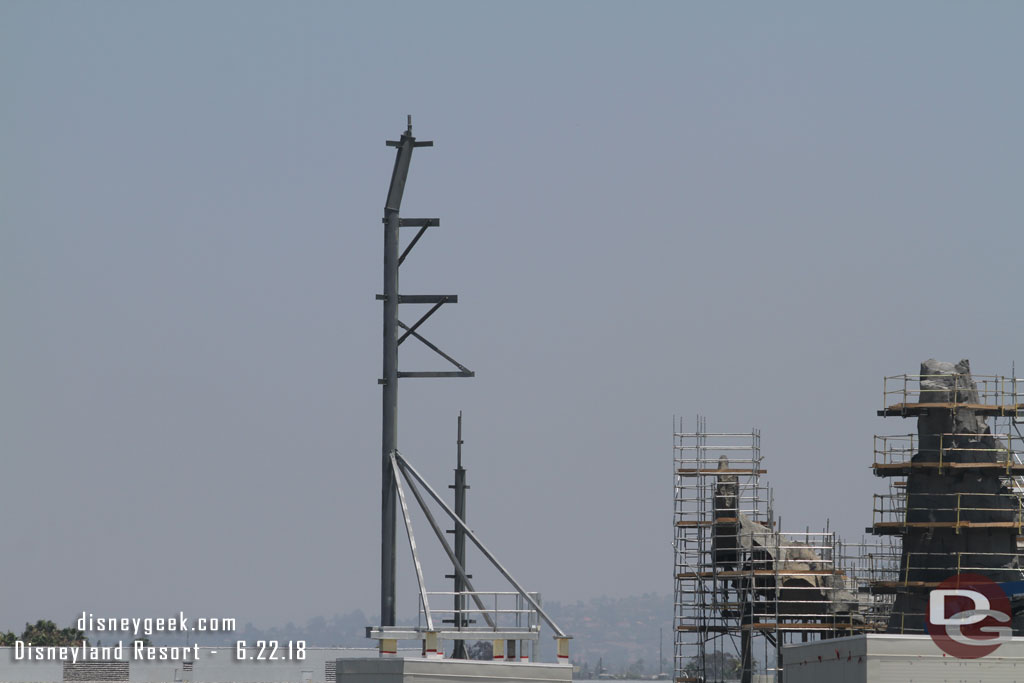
[918,359,990,440]
[711,458,865,625]
[886,359,1024,633]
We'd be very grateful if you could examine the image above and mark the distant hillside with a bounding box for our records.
[544,593,672,675]
[155,594,673,675]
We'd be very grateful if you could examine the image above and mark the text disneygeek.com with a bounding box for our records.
[77,611,236,636]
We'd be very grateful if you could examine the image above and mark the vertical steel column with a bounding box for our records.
[381,118,416,627]
[377,117,470,634]
[739,567,753,683]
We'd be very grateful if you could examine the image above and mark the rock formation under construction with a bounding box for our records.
[872,359,1024,633]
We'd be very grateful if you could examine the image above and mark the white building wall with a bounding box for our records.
[783,634,1024,683]
[336,658,571,683]
[781,635,868,683]
[0,646,406,683]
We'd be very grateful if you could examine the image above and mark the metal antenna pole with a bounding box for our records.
[448,412,470,658]
[377,117,472,628]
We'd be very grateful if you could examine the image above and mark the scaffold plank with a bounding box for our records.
[676,569,846,579]
[676,623,883,633]
[870,520,1021,535]
[872,462,1024,475]
[740,622,885,632]
[675,517,738,527]
[878,402,1024,417]
[676,468,766,475]
[870,581,939,592]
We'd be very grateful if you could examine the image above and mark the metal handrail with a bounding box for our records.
[882,373,1022,409]
[873,432,1022,467]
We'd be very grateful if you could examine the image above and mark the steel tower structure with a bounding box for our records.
[379,117,473,626]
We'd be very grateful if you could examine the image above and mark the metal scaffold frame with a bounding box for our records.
[836,537,899,629]
[880,373,1024,416]
[673,417,895,683]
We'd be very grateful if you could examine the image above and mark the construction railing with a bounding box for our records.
[873,432,1024,474]
[882,373,1022,411]
[871,490,1023,533]
[418,591,541,634]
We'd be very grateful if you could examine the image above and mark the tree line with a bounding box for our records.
[0,620,86,646]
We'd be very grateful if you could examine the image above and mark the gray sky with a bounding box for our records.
[2,2,1023,631]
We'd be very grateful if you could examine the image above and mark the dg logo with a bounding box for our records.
[927,573,1012,659]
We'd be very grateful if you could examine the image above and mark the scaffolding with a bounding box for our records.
[879,373,1023,416]
[836,536,899,629]
[673,418,893,683]
[869,367,1024,633]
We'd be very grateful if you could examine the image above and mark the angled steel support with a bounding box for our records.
[393,458,497,630]
[396,322,474,376]
[391,453,433,631]
[398,218,439,266]
[395,453,568,638]
[397,299,450,346]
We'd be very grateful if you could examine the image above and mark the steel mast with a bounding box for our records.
[379,117,473,626]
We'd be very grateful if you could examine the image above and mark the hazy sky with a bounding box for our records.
[3,2,1023,632]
